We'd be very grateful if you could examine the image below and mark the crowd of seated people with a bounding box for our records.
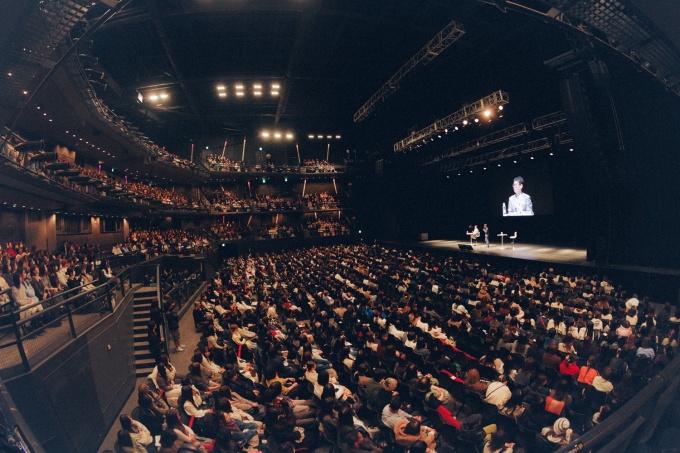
[204,155,245,172]
[303,192,339,210]
[209,219,351,241]
[203,188,344,214]
[127,229,212,255]
[115,243,677,453]
[202,156,337,174]
[0,241,118,331]
[302,160,336,173]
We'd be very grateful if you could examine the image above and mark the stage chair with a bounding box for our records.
[510,232,518,247]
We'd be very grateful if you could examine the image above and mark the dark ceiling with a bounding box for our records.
[59,0,573,157]
[2,0,680,172]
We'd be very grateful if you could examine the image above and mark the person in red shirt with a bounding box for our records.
[559,354,579,378]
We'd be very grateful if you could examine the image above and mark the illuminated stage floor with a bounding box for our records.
[420,239,589,266]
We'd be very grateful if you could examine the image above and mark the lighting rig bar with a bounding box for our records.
[353,20,465,123]
[441,137,551,173]
[394,90,509,153]
[531,111,567,130]
[419,122,529,166]
[476,0,680,98]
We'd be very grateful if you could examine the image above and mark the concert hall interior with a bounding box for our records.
[1,1,680,452]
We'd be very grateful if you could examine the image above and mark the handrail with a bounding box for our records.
[555,350,680,453]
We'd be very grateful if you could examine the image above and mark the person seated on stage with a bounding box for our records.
[472,225,480,244]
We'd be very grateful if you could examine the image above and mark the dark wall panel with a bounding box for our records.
[5,292,136,453]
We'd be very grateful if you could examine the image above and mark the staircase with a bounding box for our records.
[133,286,160,377]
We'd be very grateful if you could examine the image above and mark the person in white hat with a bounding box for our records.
[541,417,574,444]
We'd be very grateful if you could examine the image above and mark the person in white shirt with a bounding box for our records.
[484,376,512,409]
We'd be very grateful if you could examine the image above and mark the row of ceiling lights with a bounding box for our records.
[308,134,342,140]
[216,82,280,98]
[448,146,574,177]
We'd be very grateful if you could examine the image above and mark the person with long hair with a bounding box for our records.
[211,409,261,448]
[483,429,514,453]
[156,362,182,407]
[116,430,147,453]
[118,414,152,448]
[165,408,209,452]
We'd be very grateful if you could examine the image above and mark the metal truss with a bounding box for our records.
[475,0,680,98]
[532,111,567,130]
[419,122,529,166]
[353,20,465,123]
[394,90,509,152]
[441,137,551,173]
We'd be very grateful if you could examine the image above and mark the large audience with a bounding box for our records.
[119,244,677,453]
[203,188,343,214]
[203,155,337,174]
[209,219,351,240]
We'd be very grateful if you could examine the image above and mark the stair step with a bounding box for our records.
[133,303,152,310]
[133,296,158,302]
[134,332,147,339]
[135,357,157,367]
[134,341,150,350]
[135,351,154,361]
[136,368,155,378]
[135,310,151,316]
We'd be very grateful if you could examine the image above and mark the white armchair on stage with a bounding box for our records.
[510,231,518,248]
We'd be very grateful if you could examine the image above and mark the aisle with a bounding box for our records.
[97,304,203,452]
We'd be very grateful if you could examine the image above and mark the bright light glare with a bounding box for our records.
[218,92,227,98]
[262,132,270,138]
[274,133,282,138]
[483,110,491,117]
[335,135,341,139]
[235,84,244,90]
[160,93,168,99]
[272,83,280,89]
[463,120,468,125]
[254,91,262,96]
[285,133,293,139]
[236,92,245,97]
[271,91,279,96]
[216,85,226,91]
[149,95,159,101]
[308,135,314,139]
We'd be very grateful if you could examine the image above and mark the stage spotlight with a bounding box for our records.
[463,120,468,126]
[498,106,504,111]
[474,118,479,123]
[484,110,491,117]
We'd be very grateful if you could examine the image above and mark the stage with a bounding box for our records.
[420,239,588,266]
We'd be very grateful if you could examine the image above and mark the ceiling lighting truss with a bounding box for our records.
[394,90,509,152]
[476,0,680,98]
[353,20,465,123]
[420,123,529,166]
[531,111,567,130]
[441,137,551,173]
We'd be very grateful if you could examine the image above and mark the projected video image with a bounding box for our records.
[503,176,533,216]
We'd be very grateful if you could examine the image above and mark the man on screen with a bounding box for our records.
[506,176,533,216]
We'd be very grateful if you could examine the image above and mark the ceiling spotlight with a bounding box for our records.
[216,85,226,91]
[253,84,262,89]
[454,126,459,131]
[462,120,468,126]
[274,133,282,139]
[569,148,574,152]
[483,110,491,117]
[327,135,332,139]
[262,132,270,138]
[308,134,314,139]
[271,91,279,96]
[22,90,28,95]
[335,135,341,139]
[317,135,323,139]
[285,133,293,139]
[271,83,280,89]
[7,72,12,77]
[498,106,504,111]
[218,92,227,98]
[474,118,479,123]
[549,152,554,156]
[159,93,168,99]
[497,164,501,167]
[235,84,244,90]
[149,95,158,101]
[236,92,245,97]
[254,91,262,96]
[530,156,534,159]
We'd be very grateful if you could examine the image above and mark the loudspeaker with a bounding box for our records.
[458,244,473,252]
